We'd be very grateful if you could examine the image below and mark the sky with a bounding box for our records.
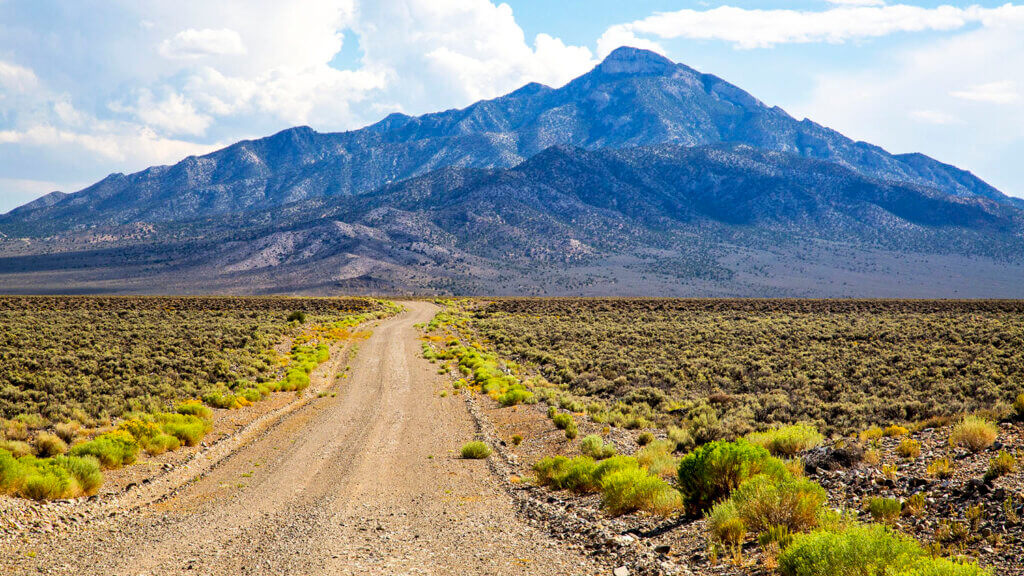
[1,1,1022,213]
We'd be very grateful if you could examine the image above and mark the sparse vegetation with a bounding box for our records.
[897,439,922,459]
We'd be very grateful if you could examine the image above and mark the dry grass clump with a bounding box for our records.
[867,497,902,524]
[34,432,68,457]
[984,450,1016,482]
[949,416,998,453]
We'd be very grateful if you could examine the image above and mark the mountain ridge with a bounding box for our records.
[1,47,1018,235]
[1,47,1023,297]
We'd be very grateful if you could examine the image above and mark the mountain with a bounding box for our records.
[1,47,1017,237]
[1,47,1023,297]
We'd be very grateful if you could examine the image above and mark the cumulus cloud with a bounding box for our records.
[158,28,247,60]
[599,4,1024,49]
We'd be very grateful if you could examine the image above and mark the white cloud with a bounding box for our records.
[909,109,961,125]
[797,20,1024,196]
[826,0,886,6]
[0,61,38,91]
[599,4,1024,50]
[111,90,213,136]
[158,28,247,60]
[951,81,1020,104]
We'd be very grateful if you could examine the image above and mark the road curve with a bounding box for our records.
[2,301,603,576]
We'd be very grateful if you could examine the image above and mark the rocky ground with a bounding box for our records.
[465,385,1024,576]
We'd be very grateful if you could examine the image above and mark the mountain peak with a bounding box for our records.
[597,46,677,76]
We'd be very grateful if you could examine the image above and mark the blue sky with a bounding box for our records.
[1,0,1022,213]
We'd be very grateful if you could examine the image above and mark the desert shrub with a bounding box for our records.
[0,440,33,458]
[891,557,991,576]
[1,453,101,500]
[778,524,923,576]
[70,430,138,469]
[863,448,881,465]
[1015,393,1024,420]
[0,449,25,491]
[884,425,910,438]
[511,434,523,446]
[118,417,161,440]
[897,439,921,459]
[287,310,307,323]
[708,499,746,546]
[746,424,824,457]
[599,466,682,516]
[53,422,81,444]
[927,457,954,479]
[636,440,678,478]
[176,401,213,420]
[860,426,884,442]
[677,440,789,512]
[202,391,243,409]
[667,426,694,452]
[580,435,616,459]
[460,441,492,459]
[55,455,102,496]
[637,432,654,446]
[730,474,827,534]
[20,462,72,500]
[142,433,180,455]
[155,413,209,446]
[984,450,1016,482]
[498,386,535,407]
[867,497,903,523]
[949,416,998,453]
[34,432,67,457]
[14,413,48,429]
[552,412,573,430]
[3,419,29,441]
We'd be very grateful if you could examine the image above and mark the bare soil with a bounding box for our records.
[0,301,606,576]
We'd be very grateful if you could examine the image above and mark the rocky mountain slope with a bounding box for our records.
[1,47,1022,296]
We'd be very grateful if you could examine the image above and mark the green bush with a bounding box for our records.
[460,441,492,459]
[949,416,998,453]
[0,450,103,499]
[287,310,307,323]
[730,474,827,534]
[1015,393,1024,419]
[599,466,682,516]
[891,557,991,576]
[746,424,824,457]
[498,386,535,407]
[534,454,641,495]
[155,413,210,447]
[637,432,654,446]
[677,440,789,512]
[867,497,903,524]
[202,391,242,409]
[780,524,921,576]
[142,433,181,455]
[55,455,102,496]
[580,435,616,459]
[69,430,138,469]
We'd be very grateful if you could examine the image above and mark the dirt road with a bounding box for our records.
[2,301,604,575]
